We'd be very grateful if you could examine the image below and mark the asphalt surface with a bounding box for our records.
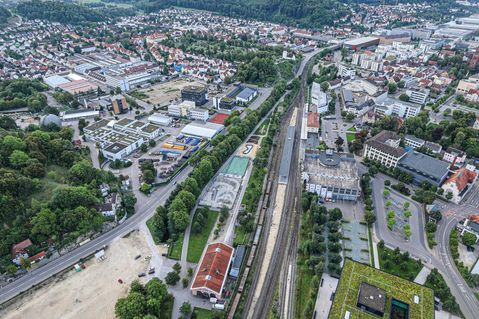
[370,171,479,319]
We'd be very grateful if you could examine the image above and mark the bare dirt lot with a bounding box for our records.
[0,231,150,319]
[138,79,205,106]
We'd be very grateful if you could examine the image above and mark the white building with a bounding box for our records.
[443,147,467,165]
[311,82,329,114]
[363,131,406,167]
[236,87,258,104]
[406,89,429,105]
[181,121,224,140]
[168,101,196,117]
[404,135,425,149]
[441,168,477,204]
[148,113,172,126]
[337,63,356,78]
[61,109,100,121]
[375,98,420,119]
[188,108,209,121]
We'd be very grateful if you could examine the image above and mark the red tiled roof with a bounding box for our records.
[445,168,477,192]
[192,243,233,294]
[307,112,319,128]
[210,113,229,125]
[11,239,32,257]
[29,251,46,262]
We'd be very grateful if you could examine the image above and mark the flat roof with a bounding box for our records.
[103,142,128,154]
[181,121,224,139]
[329,259,434,319]
[358,282,387,313]
[279,126,295,184]
[398,151,450,181]
[344,36,380,46]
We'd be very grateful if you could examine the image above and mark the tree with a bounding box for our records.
[446,192,453,201]
[165,271,180,286]
[365,210,376,225]
[462,232,477,247]
[335,136,344,149]
[388,82,398,94]
[20,257,31,270]
[404,224,411,239]
[148,139,156,147]
[320,81,330,92]
[115,291,146,319]
[404,210,412,218]
[6,265,17,276]
[140,143,148,153]
[9,150,30,168]
[383,189,390,198]
[180,301,192,316]
[182,277,189,288]
[173,262,182,274]
[399,93,410,102]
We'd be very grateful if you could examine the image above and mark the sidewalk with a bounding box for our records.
[313,273,339,319]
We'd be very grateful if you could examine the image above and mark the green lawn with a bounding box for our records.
[168,233,184,260]
[187,209,219,263]
[346,132,356,142]
[378,246,422,281]
[347,126,356,132]
[193,308,215,319]
[146,217,161,245]
[329,259,434,319]
[233,226,250,246]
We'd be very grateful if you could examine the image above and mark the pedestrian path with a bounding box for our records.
[414,266,431,285]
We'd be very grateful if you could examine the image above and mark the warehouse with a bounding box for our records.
[148,113,172,126]
[61,109,100,121]
[191,243,234,300]
[181,121,224,140]
[302,150,360,201]
[343,36,380,50]
[397,151,450,187]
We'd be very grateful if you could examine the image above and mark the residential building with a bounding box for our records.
[188,108,209,121]
[424,141,443,154]
[306,112,320,133]
[337,63,356,78]
[11,239,32,265]
[191,243,234,300]
[111,95,129,115]
[302,150,360,202]
[406,89,430,105]
[443,147,467,165]
[375,98,421,119]
[397,151,450,186]
[404,135,425,149]
[181,85,208,106]
[363,131,406,167]
[441,167,478,204]
[456,79,478,94]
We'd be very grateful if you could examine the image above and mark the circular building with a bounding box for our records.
[40,114,62,128]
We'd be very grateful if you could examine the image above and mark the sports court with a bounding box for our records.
[224,156,249,177]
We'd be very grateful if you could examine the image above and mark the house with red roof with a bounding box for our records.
[442,168,478,204]
[191,242,234,300]
[11,239,32,265]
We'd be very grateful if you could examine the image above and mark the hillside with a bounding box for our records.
[0,6,11,24]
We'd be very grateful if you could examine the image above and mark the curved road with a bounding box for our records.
[370,172,479,319]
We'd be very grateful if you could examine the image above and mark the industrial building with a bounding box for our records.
[397,151,450,187]
[189,108,209,121]
[235,87,258,104]
[191,243,234,300]
[181,121,224,140]
[343,36,380,50]
[61,109,100,121]
[181,85,208,106]
[148,113,172,126]
[168,101,196,118]
[302,150,360,202]
[44,73,98,94]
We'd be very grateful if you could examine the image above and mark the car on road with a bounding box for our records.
[148,267,155,274]
[138,272,146,277]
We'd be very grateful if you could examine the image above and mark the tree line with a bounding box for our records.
[149,80,289,246]
[0,79,48,112]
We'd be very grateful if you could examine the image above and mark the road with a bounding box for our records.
[370,172,479,319]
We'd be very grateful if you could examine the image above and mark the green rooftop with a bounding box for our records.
[329,259,434,319]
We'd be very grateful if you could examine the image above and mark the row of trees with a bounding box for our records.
[149,80,289,244]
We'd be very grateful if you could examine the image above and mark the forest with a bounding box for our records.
[0,79,48,112]
[0,121,118,274]
[15,1,136,25]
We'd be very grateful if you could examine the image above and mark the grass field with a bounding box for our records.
[329,259,434,319]
[378,246,422,281]
[169,233,184,260]
[187,210,219,263]
[346,132,356,142]
[233,226,250,246]
[193,308,214,319]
